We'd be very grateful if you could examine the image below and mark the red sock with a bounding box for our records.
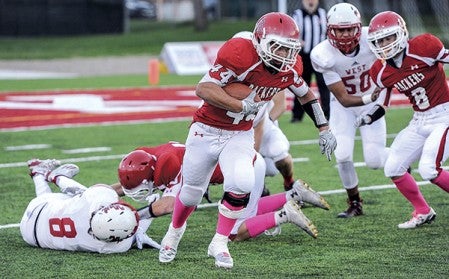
[256,193,287,215]
[431,170,449,193]
[216,194,245,236]
[172,195,195,228]
[244,212,276,238]
[393,173,430,215]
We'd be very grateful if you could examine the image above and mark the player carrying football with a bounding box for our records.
[158,12,337,269]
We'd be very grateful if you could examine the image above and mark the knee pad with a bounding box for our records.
[337,161,358,189]
[264,157,279,177]
[384,155,409,178]
[418,162,439,181]
[219,192,250,219]
[179,184,205,206]
[364,146,389,169]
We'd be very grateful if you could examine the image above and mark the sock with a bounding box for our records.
[56,176,87,193]
[431,170,449,193]
[216,212,237,236]
[244,212,276,238]
[283,176,294,190]
[33,175,52,196]
[172,195,195,228]
[216,195,245,236]
[393,173,430,215]
[257,193,287,215]
[274,208,288,224]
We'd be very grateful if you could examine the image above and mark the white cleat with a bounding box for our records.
[284,200,318,238]
[398,208,436,229]
[290,179,330,210]
[159,222,187,263]
[27,159,61,178]
[47,164,80,183]
[207,233,233,269]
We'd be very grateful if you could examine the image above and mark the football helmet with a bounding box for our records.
[90,202,139,242]
[367,11,408,60]
[326,3,362,54]
[252,12,302,72]
[118,150,156,201]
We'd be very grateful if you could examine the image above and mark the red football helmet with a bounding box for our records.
[252,12,302,72]
[367,11,408,60]
[118,150,156,201]
[326,3,362,54]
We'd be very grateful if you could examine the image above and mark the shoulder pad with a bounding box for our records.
[310,41,335,72]
[216,38,258,74]
[409,33,443,58]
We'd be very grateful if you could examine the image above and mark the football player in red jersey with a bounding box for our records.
[116,142,329,241]
[158,12,337,269]
[357,11,449,229]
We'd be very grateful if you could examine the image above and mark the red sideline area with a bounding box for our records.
[0,85,409,130]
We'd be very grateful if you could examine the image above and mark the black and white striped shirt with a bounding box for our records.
[292,7,327,54]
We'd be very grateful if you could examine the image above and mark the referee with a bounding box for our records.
[291,0,330,122]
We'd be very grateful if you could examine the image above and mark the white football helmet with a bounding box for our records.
[326,3,362,54]
[367,11,409,60]
[90,202,139,242]
[252,12,302,72]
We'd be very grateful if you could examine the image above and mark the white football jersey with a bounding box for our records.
[20,186,133,253]
[311,27,378,97]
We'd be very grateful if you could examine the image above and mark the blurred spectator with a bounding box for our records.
[291,0,330,122]
[204,0,218,20]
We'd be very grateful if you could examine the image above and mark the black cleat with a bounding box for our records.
[337,199,363,218]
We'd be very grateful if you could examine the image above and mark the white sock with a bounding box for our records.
[56,176,87,193]
[33,175,52,196]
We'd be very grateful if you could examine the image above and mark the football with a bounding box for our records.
[223,83,253,100]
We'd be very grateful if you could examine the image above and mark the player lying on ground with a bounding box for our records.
[20,159,160,253]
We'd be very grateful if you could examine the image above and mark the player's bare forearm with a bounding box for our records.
[196,82,242,112]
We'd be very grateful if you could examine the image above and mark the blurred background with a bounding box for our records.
[0,0,448,44]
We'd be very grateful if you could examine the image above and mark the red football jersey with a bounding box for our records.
[193,37,309,131]
[136,142,223,189]
[370,34,449,111]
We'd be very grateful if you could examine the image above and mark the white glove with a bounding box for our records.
[135,218,161,250]
[241,90,267,115]
[145,193,160,205]
[319,130,337,161]
[354,115,372,128]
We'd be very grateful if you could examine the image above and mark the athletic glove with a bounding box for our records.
[354,105,386,128]
[241,90,267,115]
[354,115,372,127]
[319,130,337,161]
[135,218,160,250]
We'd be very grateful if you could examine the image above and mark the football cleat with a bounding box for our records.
[337,199,363,218]
[207,233,233,269]
[47,164,80,183]
[398,208,436,229]
[27,159,61,178]
[159,222,187,263]
[284,200,318,238]
[290,179,330,210]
